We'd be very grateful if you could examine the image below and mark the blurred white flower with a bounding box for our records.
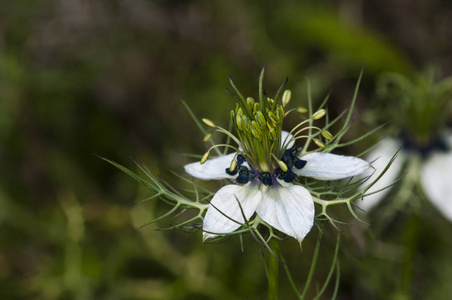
[360,69,452,220]
[360,133,452,221]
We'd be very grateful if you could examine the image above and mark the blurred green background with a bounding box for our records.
[1,0,452,299]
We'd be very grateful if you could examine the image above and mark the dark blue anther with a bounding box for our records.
[236,154,246,165]
[236,166,251,184]
[258,172,273,186]
[282,170,297,183]
[281,148,307,170]
[276,169,297,183]
[288,148,297,156]
[225,154,247,176]
[294,158,307,169]
[274,148,307,183]
[225,167,238,176]
[281,151,294,169]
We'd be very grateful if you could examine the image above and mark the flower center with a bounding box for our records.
[225,149,307,186]
[230,97,286,172]
[401,132,449,158]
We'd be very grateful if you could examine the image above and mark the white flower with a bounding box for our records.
[360,133,452,221]
[185,132,370,243]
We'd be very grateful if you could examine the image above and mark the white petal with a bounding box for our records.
[256,185,314,243]
[445,132,452,148]
[295,152,371,180]
[203,184,261,240]
[359,138,405,211]
[184,153,237,180]
[281,130,295,149]
[421,151,452,221]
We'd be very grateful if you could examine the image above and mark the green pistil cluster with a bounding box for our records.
[230,97,286,172]
[223,67,292,173]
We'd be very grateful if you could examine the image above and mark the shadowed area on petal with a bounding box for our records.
[203,184,262,240]
[421,152,452,221]
[446,132,452,148]
[296,152,371,180]
[256,185,314,243]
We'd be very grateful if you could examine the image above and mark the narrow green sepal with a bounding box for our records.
[229,75,246,103]
[282,89,291,107]
[259,65,266,113]
[272,77,289,110]
[225,87,252,118]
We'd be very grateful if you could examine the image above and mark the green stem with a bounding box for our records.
[267,239,280,300]
[301,226,323,299]
[398,214,420,298]
[281,254,302,298]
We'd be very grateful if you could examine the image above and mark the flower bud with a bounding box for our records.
[251,127,261,139]
[229,158,237,172]
[297,107,308,113]
[321,130,333,140]
[276,159,288,172]
[255,111,266,128]
[314,138,326,148]
[266,121,273,131]
[269,128,277,140]
[282,90,291,107]
[251,120,262,134]
[202,118,216,127]
[201,151,210,164]
[236,114,243,131]
[230,110,236,125]
[247,97,255,111]
[253,102,260,113]
[242,115,250,131]
[312,109,326,120]
[276,106,285,120]
[203,133,212,141]
[268,111,279,126]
